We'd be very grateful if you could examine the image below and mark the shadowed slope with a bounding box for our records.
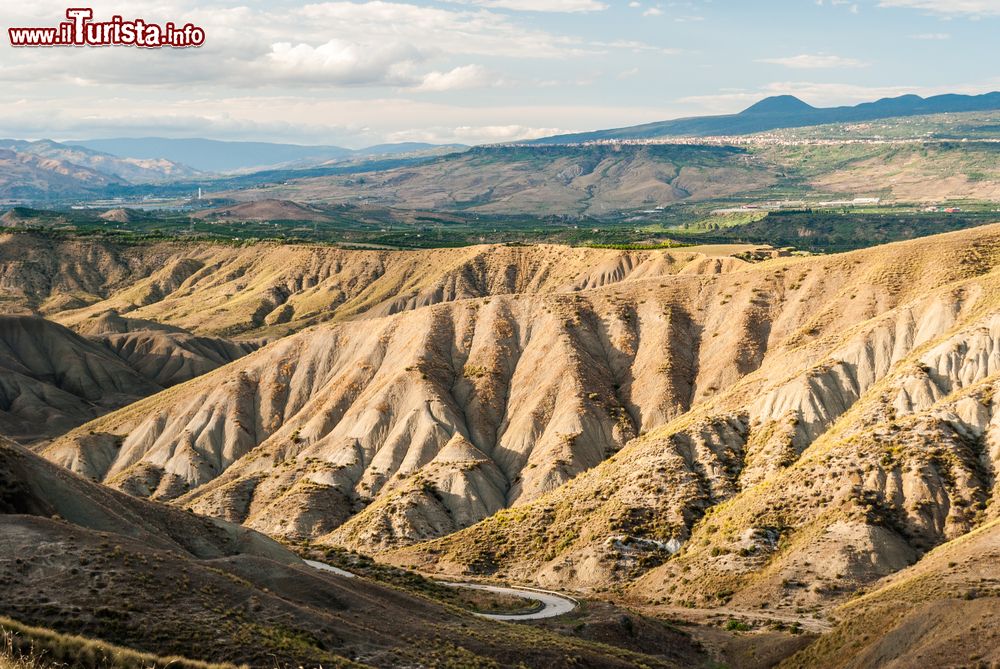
[0,437,294,561]
[0,316,161,442]
[0,315,256,442]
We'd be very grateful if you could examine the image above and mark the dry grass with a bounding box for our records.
[0,617,237,669]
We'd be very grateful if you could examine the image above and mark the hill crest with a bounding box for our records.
[529,91,1000,144]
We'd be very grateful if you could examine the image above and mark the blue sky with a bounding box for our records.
[0,0,997,146]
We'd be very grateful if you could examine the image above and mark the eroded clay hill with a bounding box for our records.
[0,232,747,441]
[780,518,1000,668]
[0,315,160,442]
[2,438,691,668]
[387,224,1000,619]
[0,314,254,443]
[0,232,749,338]
[45,225,1000,589]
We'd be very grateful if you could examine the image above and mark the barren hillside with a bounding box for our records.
[0,149,125,200]
[215,144,778,216]
[40,227,1000,576]
[0,316,162,442]
[779,519,999,668]
[0,232,751,338]
[769,141,1000,202]
[191,199,336,222]
[2,438,693,668]
[8,224,1000,668]
[0,314,254,443]
[380,224,1000,625]
[214,141,1000,216]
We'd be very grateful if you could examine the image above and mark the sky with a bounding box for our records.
[0,0,997,148]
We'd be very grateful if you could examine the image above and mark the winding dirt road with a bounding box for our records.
[303,559,356,578]
[304,560,577,621]
[440,582,578,621]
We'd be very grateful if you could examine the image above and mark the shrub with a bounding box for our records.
[724,619,751,632]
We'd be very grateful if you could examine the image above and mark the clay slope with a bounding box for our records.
[44,225,1000,561]
[84,310,259,387]
[0,436,292,561]
[0,314,254,442]
[47,291,725,534]
[0,315,161,442]
[627,341,1000,612]
[2,438,685,668]
[781,519,1000,669]
[0,232,747,337]
[385,224,1000,599]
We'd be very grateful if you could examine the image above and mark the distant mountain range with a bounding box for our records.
[531,91,1000,144]
[0,136,466,201]
[0,91,998,203]
[0,147,125,201]
[69,137,466,173]
[0,139,200,184]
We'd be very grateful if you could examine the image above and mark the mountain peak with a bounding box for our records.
[740,95,816,115]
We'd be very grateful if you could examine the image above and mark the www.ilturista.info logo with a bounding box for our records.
[8,8,205,48]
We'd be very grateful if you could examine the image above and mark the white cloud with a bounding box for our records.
[264,40,422,85]
[758,54,869,69]
[0,1,596,91]
[295,2,586,59]
[444,0,607,11]
[909,32,952,38]
[878,0,1000,15]
[1,0,995,148]
[643,7,663,16]
[0,93,676,147]
[817,0,862,11]
[590,39,680,55]
[385,124,566,144]
[414,64,498,91]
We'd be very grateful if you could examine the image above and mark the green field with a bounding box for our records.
[4,200,998,254]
